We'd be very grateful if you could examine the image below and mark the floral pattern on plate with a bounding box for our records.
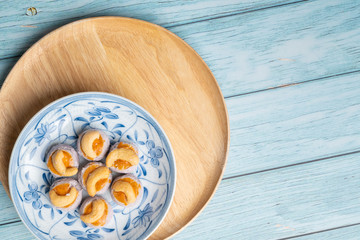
[9,92,176,240]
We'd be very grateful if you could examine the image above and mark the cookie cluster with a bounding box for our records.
[46,129,143,227]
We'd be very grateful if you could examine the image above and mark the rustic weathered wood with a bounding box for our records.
[0,0,301,59]
[170,0,360,96]
[294,224,360,240]
[0,220,33,240]
[0,59,360,238]
[2,151,360,239]
[1,0,360,239]
[224,71,360,178]
[0,63,360,238]
[0,184,18,224]
[1,0,360,97]
[174,153,360,239]
[0,17,229,239]
[0,58,18,87]
[0,0,304,90]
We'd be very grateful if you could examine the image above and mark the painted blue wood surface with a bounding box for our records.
[3,150,360,239]
[1,0,360,239]
[0,220,33,240]
[170,0,360,96]
[0,183,18,224]
[0,58,17,87]
[225,71,360,178]
[0,0,299,59]
[1,0,360,97]
[295,224,360,240]
[174,153,360,239]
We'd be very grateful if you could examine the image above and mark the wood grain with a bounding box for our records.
[2,151,360,239]
[3,27,360,239]
[294,225,360,240]
[170,0,360,96]
[174,153,360,239]
[2,71,360,238]
[0,69,360,237]
[0,58,18,87]
[0,221,33,240]
[2,69,360,236]
[2,69,360,238]
[0,184,18,224]
[0,17,229,239]
[2,0,360,98]
[0,0,300,59]
[224,71,360,178]
[1,0,360,239]
[0,61,360,239]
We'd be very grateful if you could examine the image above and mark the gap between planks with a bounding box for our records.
[1,0,360,96]
[174,151,360,239]
[223,149,360,181]
[0,0,308,62]
[0,0,307,30]
[279,222,360,240]
[2,43,360,194]
[2,149,360,238]
[0,219,21,227]
[225,69,360,99]
[164,0,308,28]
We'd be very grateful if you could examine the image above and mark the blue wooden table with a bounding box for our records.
[1,0,360,239]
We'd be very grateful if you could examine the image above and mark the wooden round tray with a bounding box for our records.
[0,17,229,239]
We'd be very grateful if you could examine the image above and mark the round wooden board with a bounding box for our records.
[0,17,229,239]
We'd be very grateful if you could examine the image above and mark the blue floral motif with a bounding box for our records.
[33,123,56,145]
[10,94,175,240]
[85,106,119,120]
[132,203,153,228]
[69,229,103,240]
[40,172,54,194]
[75,105,124,138]
[24,183,42,210]
[64,210,85,227]
[146,140,163,168]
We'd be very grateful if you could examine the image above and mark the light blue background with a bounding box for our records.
[1,0,360,239]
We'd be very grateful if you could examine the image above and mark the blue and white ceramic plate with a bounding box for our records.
[9,92,176,240]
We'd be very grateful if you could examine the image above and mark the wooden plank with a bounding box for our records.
[294,224,360,240]
[0,17,229,239]
[0,58,18,87]
[170,0,360,96]
[2,69,359,188]
[2,152,360,239]
[173,153,360,239]
[0,1,359,237]
[1,64,360,205]
[0,221,33,240]
[224,71,360,178]
[2,58,360,236]
[0,0,300,59]
[2,219,359,240]
[0,184,19,224]
[1,0,360,97]
[0,0,298,29]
